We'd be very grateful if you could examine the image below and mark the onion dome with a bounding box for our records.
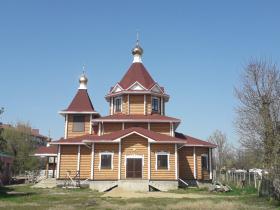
[132,40,143,63]
[79,72,88,89]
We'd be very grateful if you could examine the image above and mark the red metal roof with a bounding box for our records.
[175,132,217,148]
[34,146,58,156]
[51,127,186,144]
[63,89,95,112]
[119,63,156,90]
[93,114,180,122]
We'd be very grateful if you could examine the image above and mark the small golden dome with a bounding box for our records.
[79,74,88,84]
[132,44,143,56]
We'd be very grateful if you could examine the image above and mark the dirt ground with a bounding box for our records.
[102,187,229,199]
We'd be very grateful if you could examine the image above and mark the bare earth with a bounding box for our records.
[102,187,233,199]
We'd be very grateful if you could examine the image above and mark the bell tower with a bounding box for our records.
[59,72,100,139]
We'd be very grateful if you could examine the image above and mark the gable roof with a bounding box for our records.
[175,132,217,148]
[62,89,96,113]
[119,63,156,90]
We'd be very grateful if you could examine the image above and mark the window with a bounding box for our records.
[114,97,122,113]
[156,152,169,170]
[201,154,208,170]
[152,97,160,113]
[72,115,85,132]
[100,153,113,169]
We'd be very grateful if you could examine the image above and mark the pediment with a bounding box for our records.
[151,84,163,93]
[111,83,123,93]
[127,81,147,91]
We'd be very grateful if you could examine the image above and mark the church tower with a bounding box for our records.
[106,40,169,116]
[59,72,100,138]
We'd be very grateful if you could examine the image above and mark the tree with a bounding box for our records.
[0,107,6,152]
[1,122,39,175]
[208,130,235,170]
[235,59,280,176]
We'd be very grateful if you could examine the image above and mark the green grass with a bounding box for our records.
[0,185,279,210]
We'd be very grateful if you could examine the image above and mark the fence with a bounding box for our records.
[214,170,262,189]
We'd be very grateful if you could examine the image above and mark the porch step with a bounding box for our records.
[118,180,149,192]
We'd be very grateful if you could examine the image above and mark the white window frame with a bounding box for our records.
[201,153,209,170]
[114,96,122,113]
[99,151,114,170]
[151,96,160,113]
[155,151,170,170]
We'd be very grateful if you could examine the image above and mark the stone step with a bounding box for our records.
[118,180,149,192]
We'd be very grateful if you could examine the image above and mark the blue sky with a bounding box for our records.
[0,1,279,144]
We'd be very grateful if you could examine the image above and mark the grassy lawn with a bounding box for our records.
[0,184,279,210]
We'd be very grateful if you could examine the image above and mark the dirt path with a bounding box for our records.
[102,187,230,199]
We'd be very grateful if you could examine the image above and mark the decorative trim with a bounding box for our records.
[93,118,181,123]
[161,96,163,115]
[209,148,212,179]
[110,83,124,93]
[98,122,101,136]
[89,114,93,134]
[110,98,113,115]
[144,95,147,115]
[105,91,170,100]
[99,152,114,170]
[193,147,197,179]
[181,144,216,148]
[56,145,61,179]
[90,143,94,180]
[33,153,57,157]
[148,143,151,180]
[127,94,130,114]
[112,131,156,142]
[155,151,170,171]
[126,81,148,91]
[122,122,125,130]
[59,111,99,115]
[118,142,121,180]
[175,144,178,180]
[170,123,174,137]
[77,145,81,171]
[64,115,68,139]
[150,83,164,94]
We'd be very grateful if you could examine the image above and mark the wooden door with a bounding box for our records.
[126,158,142,178]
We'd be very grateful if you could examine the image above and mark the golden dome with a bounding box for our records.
[132,44,143,56]
[79,74,88,84]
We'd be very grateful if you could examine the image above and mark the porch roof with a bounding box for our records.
[51,127,187,145]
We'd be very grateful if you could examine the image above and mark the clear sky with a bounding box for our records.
[0,0,279,145]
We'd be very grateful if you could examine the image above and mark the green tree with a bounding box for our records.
[1,123,39,175]
[0,107,7,152]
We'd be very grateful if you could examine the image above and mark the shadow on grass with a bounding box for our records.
[0,186,36,198]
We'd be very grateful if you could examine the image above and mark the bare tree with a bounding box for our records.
[208,130,234,170]
[235,59,280,175]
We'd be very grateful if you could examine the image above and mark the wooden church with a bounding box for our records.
[38,40,216,191]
